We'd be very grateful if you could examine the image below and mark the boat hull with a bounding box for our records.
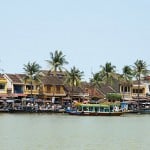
[69,111,123,116]
[138,109,150,114]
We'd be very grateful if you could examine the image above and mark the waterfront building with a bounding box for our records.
[0,74,7,99]
[142,76,150,96]
[40,74,66,101]
[119,82,132,100]
[39,71,87,104]
[3,74,26,98]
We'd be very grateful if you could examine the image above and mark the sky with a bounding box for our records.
[0,0,150,81]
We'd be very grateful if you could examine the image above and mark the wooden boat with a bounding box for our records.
[120,101,138,114]
[68,103,123,116]
[0,109,9,113]
[138,109,150,114]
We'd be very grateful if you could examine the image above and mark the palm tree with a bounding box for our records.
[100,62,116,84]
[23,61,41,98]
[133,59,149,101]
[65,66,84,100]
[120,65,133,99]
[90,72,103,88]
[45,50,69,102]
[46,50,69,75]
[89,72,104,99]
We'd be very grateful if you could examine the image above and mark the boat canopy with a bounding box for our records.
[77,103,110,108]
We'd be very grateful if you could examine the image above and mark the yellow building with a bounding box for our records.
[24,81,40,96]
[40,75,66,100]
[0,74,7,98]
[132,84,146,98]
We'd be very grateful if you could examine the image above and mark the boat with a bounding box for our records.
[120,101,138,114]
[68,103,123,116]
[138,102,150,114]
[0,109,9,113]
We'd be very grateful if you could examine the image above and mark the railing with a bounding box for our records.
[24,90,39,94]
[42,90,66,94]
[120,92,132,98]
[132,93,146,97]
[0,90,7,94]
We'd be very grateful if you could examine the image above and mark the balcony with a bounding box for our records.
[120,92,132,98]
[132,93,146,98]
[24,90,39,95]
[42,89,66,96]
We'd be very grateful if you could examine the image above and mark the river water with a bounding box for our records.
[0,113,150,150]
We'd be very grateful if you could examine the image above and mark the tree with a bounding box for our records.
[133,59,149,102]
[45,50,69,102]
[65,66,84,100]
[120,65,133,99]
[100,62,116,84]
[23,61,41,98]
[106,93,122,102]
[46,50,69,75]
[90,72,104,88]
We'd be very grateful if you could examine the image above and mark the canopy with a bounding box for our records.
[77,103,110,108]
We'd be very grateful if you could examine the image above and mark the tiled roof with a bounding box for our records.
[17,74,26,79]
[99,84,116,95]
[0,74,5,79]
[64,85,84,93]
[0,74,3,78]
[144,76,150,80]
[6,74,23,84]
[132,80,142,85]
[81,82,116,96]
[41,75,64,85]
[40,70,65,76]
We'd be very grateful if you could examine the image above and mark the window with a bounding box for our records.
[121,86,123,92]
[133,89,143,93]
[56,86,60,93]
[124,87,128,92]
[127,87,130,92]
[36,85,39,90]
[0,84,5,90]
[26,85,33,90]
[14,85,23,93]
[47,86,51,92]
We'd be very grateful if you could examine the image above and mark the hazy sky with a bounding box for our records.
[0,0,150,81]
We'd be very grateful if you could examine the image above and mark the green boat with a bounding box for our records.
[69,103,123,116]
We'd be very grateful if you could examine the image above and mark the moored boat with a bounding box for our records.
[68,103,123,116]
[138,101,150,114]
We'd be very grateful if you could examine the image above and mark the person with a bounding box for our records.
[114,106,119,112]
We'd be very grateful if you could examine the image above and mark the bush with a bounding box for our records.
[106,93,122,101]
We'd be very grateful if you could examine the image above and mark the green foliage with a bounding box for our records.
[133,59,149,80]
[65,66,84,87]
[90,72,104,88]
[106,93,122,101]
[46,50,69,73]
[23,61,41,81]
[23,61,41,97]
[100,62,116,84]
